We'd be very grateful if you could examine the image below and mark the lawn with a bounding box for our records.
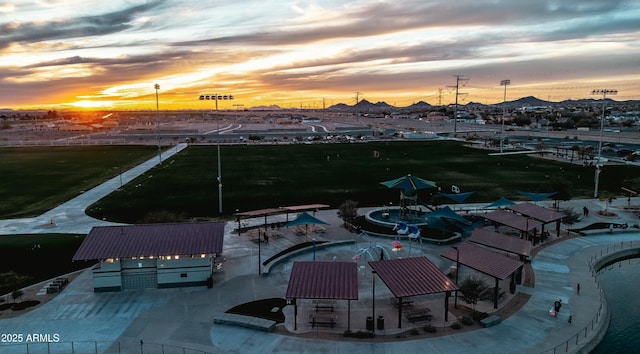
[85,140,640,223]
[0,233,88,295]
[0,145,159,218]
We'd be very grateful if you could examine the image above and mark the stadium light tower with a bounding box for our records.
[198,93,234,214]
[500,80,510,154]
[154,84,162,165]
[591,89,617,198]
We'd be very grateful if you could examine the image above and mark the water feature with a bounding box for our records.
[592,257,640,352]
[365,207,428,228]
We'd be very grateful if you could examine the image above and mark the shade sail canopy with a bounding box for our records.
[468,228,531,258]
[437,191,475,204]
[484,196,516,209]
[380,174,437,191]
[284,212,329,227]
[481,209,543,232]
[507,203,566,223]
[73,222,225,260]
[426,206,471,225]
[516,190,557,202]
[368,256,458,298]
[285,261,358,300]
[441,242,524,280]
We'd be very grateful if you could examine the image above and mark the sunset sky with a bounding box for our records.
[1,0,638,110]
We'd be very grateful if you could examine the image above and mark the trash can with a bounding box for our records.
[377,315,384,330]
[366,316,374,331]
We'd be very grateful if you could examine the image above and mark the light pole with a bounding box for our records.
[500,79,510,154]
[154,84,162,165]
[199,94,234,214]
[452,246,460,308]
[591,89,617,198]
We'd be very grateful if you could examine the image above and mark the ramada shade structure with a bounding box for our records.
[507,202,566,238]
[481,209,543,234]
[73,221,225,260]
[441,242,524,309]
[286,261,358,330]
[369,256,458,328]
[468,228,532,260]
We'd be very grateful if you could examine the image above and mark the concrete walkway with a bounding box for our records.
[0,144,639,354]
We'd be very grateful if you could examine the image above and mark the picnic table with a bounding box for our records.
[390,297,413,308]
[309,313,337,328]
[313,299,336,312]
[404,308,432,323]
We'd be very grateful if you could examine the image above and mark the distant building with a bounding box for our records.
[73,222,225,292]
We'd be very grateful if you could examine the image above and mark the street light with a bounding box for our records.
[452,246,460,308]
[591,89,617,198]
[199,93,234,214]
[154,84,162,165]
[500,79,511,154]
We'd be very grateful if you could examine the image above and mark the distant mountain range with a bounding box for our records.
[321,96,638,113]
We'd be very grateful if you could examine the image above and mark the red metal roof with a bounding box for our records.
[441,242,523,280]
[469,228,531,257]
[72,221,225,260]
[286,261,358,300]
[368,256,458,298]
[481,209,543,232]
[507,203,566,223]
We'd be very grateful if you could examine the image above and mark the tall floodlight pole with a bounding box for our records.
[591,89,617,198]
[500,80,511,154]
[199,93,234,214]
[154,84,162,165]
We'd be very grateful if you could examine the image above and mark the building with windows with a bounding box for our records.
[73,221,225,292]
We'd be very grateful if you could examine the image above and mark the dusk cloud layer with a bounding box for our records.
[0,0,638,109]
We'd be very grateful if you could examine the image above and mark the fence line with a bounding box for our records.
[0,338,218,354]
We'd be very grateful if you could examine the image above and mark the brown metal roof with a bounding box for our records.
[72,221,225,261]
[283,204,330,212]
[468,228,531,257]
[481,209,543,232]
[233,208,283,217]
[286,261,358,300]
[441,242,523,280]
[507,203,566,223]
[368,256,458,298]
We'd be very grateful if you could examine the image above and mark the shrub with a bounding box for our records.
[461,315,474,325]
[451,321,462,330]
[424,324,437,333]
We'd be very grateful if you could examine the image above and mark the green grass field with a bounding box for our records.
[0,145,159,218]
[83,140,639,223]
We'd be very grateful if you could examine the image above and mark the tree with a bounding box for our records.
[459,275,488,311]
[337,200,359,227]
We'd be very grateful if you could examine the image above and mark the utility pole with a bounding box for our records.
[437,88,443,106]
[591,89,617,198]
[500,79,511,154]
[448,75,468,133]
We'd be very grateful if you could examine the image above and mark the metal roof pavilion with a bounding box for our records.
[73,221,225,260]
[469,228,532,258]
